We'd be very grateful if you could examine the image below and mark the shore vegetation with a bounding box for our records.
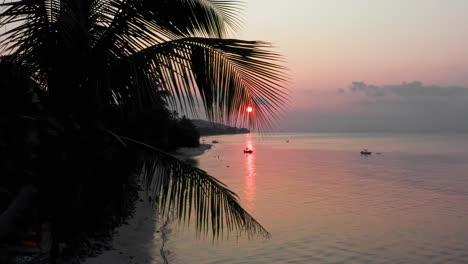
[0,0,288,262]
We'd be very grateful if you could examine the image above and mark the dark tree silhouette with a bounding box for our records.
[0,0,288,261]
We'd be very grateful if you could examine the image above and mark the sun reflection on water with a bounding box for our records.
[244,133,256,209]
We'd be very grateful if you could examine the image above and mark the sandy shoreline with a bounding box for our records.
[82,193,161,264]
[83,143,213,264]
[172,143,212,158]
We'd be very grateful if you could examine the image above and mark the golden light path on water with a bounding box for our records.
[244,133,256,210]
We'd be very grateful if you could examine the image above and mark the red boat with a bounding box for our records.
[243,148,253,153]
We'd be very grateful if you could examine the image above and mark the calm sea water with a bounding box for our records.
[165,133,468,264]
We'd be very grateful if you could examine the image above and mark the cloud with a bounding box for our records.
[387,82,468,97]
[277,109,468,133]
[349,82,386,97]
[277,81,468,133]
[348,81,468,98]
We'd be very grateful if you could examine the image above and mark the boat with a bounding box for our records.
[360,149,372,155]
[212,140,219,143]
[243,148,253,153]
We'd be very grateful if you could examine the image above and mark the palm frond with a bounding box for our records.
[120,136,270,239]
[94,0,242,58]
[131,38,290,130]
[0,0,286,241]
[0,0,90,90]
[0,0,53,85]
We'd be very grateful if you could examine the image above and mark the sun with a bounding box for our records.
[246,106,253,113]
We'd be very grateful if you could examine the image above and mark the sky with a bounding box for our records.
[236,0,468,132]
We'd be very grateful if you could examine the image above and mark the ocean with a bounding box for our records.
[164,132,468,264]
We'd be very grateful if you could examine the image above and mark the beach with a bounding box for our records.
[172,144,212,158]
[82,143,213,264]
[83,194,160,264]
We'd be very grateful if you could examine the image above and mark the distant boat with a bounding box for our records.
[360,149,372,155]
[212,140,219,143]
[243,148,253,154]
[286,140,289,143]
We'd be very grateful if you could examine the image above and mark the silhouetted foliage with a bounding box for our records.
[169,116,200,149]
[0,0,288,261]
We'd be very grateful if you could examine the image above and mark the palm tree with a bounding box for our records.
[0,0,288,256]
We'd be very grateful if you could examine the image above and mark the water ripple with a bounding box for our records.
[166,133,468,264]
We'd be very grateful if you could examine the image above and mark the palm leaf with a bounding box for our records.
[0,0,54,86]
[94,0,243,58]
[120,135,270,239]
[130,37,290,130]
[1,0,287,240]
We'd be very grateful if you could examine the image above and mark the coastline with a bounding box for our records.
[172,143,212,158]
[82,192,160,264]
[83,143,213,264]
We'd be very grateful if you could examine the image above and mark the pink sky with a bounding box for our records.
[236,0,468,131]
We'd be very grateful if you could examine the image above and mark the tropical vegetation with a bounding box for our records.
[0,0,288,261]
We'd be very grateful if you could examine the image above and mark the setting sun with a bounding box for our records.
[246,106,253,113]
